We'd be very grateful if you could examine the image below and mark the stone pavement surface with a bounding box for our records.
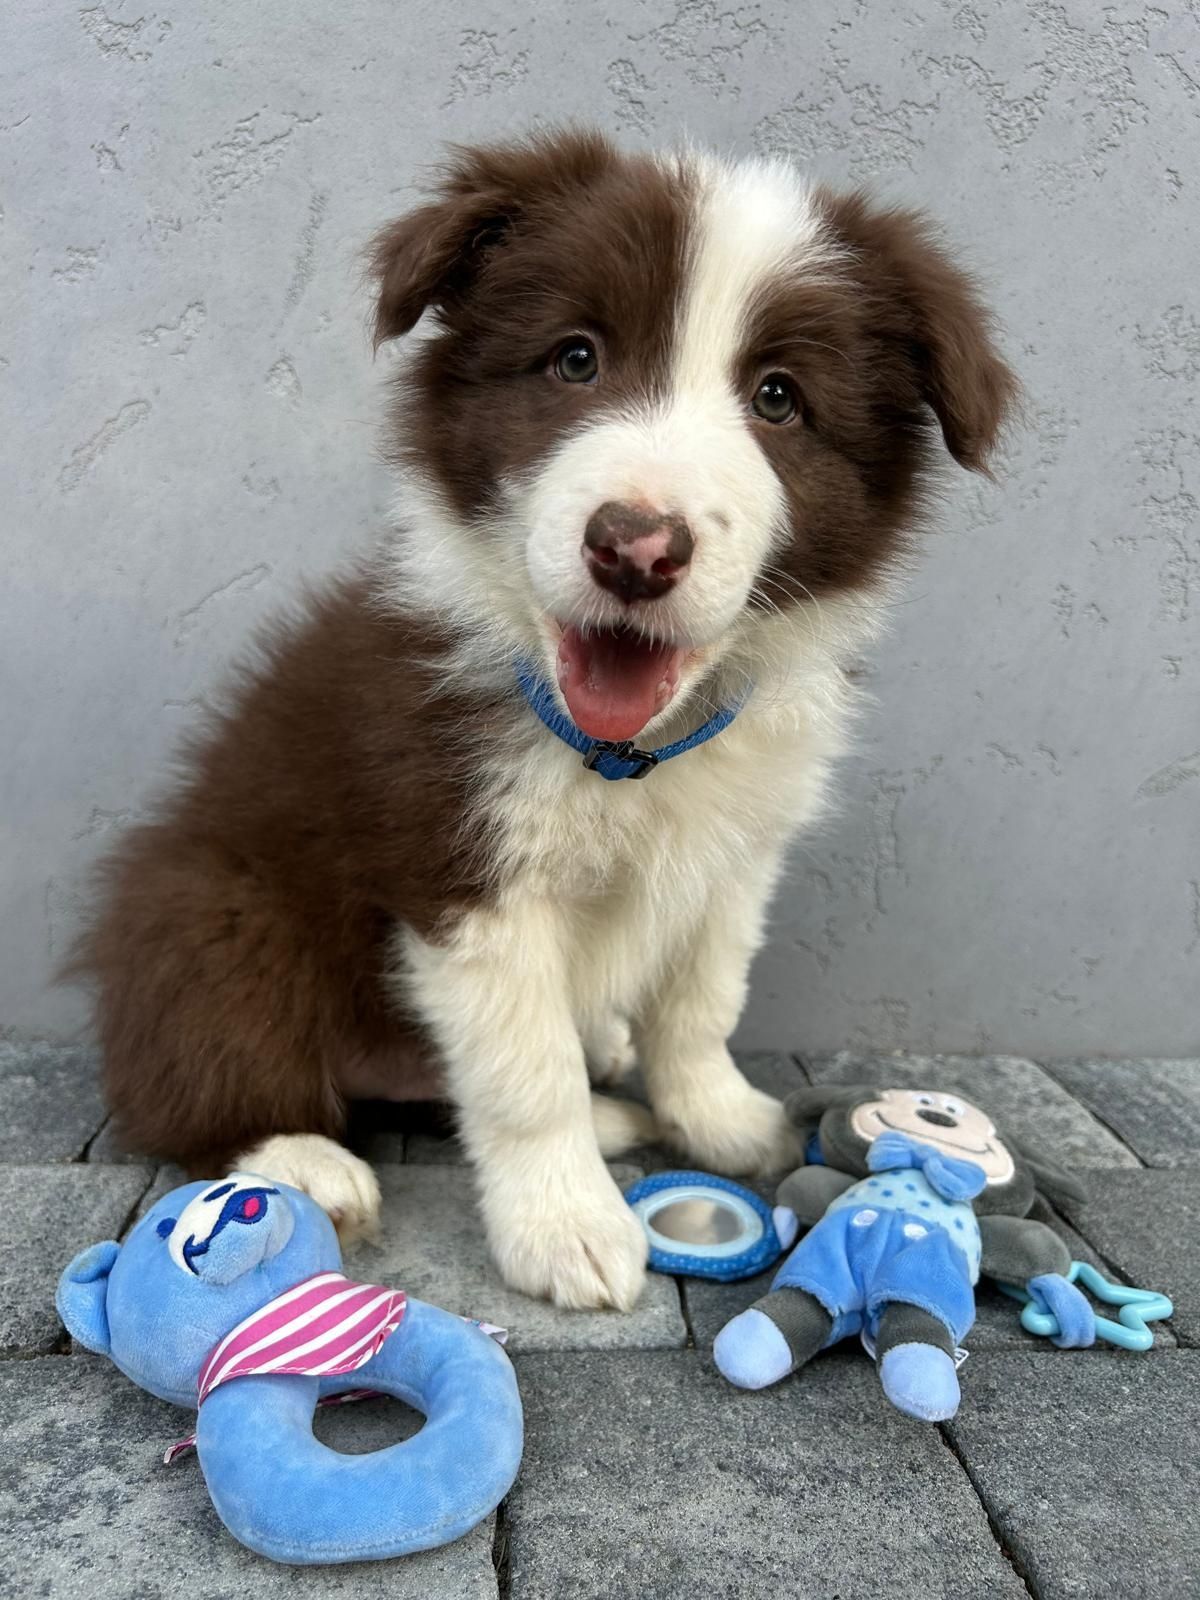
[1,1046,1196,1599]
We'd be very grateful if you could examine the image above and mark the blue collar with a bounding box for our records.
[514,662,746,781]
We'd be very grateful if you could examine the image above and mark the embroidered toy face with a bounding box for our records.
[56,1178,341,1409]
[154,1173,295,1284]
[850,1090,1016,1184]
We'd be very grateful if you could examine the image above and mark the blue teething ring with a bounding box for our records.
[195,1298,523,1564]
[625,1170,784,1281]
[996,1260,1173,1352]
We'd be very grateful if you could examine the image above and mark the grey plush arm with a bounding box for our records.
[775,1166,856,1225]
[978,1215,1071,1284]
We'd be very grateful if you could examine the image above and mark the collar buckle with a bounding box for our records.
[583,740,660,780]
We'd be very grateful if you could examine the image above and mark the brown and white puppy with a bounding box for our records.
[76,130,1015,1311]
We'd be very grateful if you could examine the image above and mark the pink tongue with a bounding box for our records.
[556,626,683,741]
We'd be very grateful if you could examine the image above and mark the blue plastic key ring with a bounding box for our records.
[997,1260,1173,1351]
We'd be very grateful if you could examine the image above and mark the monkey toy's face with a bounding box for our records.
[850,1089,1015,1184]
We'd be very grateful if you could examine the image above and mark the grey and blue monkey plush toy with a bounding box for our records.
[713,1085,1096,1421]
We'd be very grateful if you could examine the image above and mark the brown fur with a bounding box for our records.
[373,130,694,522]
[71,576,512,1169]
[741,192,1016,603]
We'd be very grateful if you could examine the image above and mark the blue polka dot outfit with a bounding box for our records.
[825,1167,982,1281]
[773,1136,984,1345]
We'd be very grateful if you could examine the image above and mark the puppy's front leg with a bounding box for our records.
[637,858,800,1178]
[402,899,647,1310]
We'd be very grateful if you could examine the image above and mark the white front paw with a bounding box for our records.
[485,1160,648,1311]
[234,1134,382,1248]
[657,1073,801,1178]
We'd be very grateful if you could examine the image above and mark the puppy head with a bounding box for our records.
[371,129,1016,740]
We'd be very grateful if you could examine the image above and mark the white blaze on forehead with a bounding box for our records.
[669,154,832,402]
[509,151,852,661]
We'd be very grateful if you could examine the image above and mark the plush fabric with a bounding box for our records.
[772,1190,977,1349]
[1026,1272,1097,1350]
[866,1130,989,1204]
[714,1091,1106,1422]
[57,1175,523,1566]
[712,1308,797,1390]
[878,1343,960,1422]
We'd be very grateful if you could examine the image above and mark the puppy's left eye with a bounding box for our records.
[554,339,599,384]
[752,374,799,425]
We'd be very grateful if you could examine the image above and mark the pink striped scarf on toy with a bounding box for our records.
[164,1271,406,1464]
[165,1271,508,1465]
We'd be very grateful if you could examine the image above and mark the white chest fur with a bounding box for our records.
[460,664,851,1032]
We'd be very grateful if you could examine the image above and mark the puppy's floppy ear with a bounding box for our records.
[369,190,510,347]
[369,127,618,347]
[820,190,1018,473]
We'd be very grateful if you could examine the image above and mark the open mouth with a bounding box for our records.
[556,623,686,742]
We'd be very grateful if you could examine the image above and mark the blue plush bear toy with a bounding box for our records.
[57,1173,523,1565]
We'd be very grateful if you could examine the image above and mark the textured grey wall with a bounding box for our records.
[4,2,1198,1055]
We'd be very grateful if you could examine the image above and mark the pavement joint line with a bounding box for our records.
[674,1275,697,1350]
[937,1420,1043,1600]
[115,1166,162,1243]
[1035,1059,1153,1169]
[0,1331,71,1362]
[491,1497,511,1600]
[75,1113,112,1165]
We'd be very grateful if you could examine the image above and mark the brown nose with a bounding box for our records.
[583,501,694,604]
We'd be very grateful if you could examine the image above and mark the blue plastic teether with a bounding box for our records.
[624,1171,784,1281]
[997,1260,1173,1351]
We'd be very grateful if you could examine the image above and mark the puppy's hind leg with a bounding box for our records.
[80,831,381,1246]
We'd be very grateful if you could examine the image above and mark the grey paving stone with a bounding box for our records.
[1060,1168,1199,1348]
[0,1355,498,1598]
[0,1164,152,1355]
[1044,1058,1200,1168]
[352,1164,686,1353]
[84,1114,156,1166]
[0,1040,106,1163]
[128,1163,189,1227]
[946,1351,1200,1600]
[507,1348,1025,1600]
[806,1051,1138,1169]
[734,1049,812,1099]
[406,1132,465,1163]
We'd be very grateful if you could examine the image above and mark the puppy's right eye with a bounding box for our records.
[554,340,599,384]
